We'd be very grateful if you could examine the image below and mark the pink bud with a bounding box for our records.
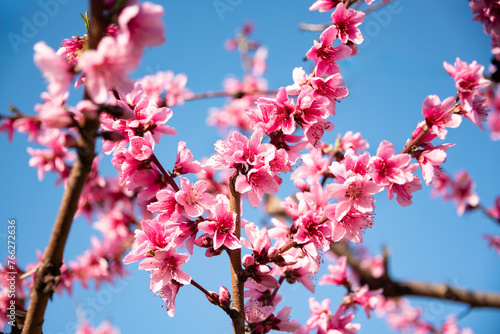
[267,247,279,260]
[219,286,231,307]
[242,254,255,268]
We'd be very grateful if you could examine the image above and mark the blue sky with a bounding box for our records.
[1,0,499,333]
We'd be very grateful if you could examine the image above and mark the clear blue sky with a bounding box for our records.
[1,0,499,333]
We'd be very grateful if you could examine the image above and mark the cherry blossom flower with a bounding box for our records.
[164,71,194,107]
[57,35,85,65]
[483,234,500,255]
[292,147,330,183]
[174,177,214,217]
[78,36,137,104]
[147,187,182,222]
[127,132,155,161]
[306,26,352,77]
[351,285,383,318]
[197,194,241,250]
[293,206,333,252]
[445,171,480,216]
[138,246,191,316]
[328,174,382,221]
[370,140,412,186]
[415,143,455,185]
[325,204,374,244]
[340,131,369,153]
[319,255,347,285]
[443,58,490,112]
[235,166,281,207]
[117,2,166,49]
[27,129,75,181]
[309,0,342,12]
[75,320,121,334]
[331,3,365,44]
[34,92,75,129]
[34,41,72,99]
[421,95,462,139]
[173,141,202,175]
[123,217,177,264]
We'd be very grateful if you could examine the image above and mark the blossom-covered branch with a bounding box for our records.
[330,241,500,308]
[21,1,107,333]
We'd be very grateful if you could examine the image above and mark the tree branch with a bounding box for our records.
[227,171,245,334]
[21,1,106,333]
[330,241,500,308]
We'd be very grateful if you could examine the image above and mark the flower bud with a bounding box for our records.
[242,254,254,268]
[218,286,231,308]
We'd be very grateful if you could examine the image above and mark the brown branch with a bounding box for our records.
[227,171,245,334]
[330,241,500,308]
[185,89,278,102]
[299,0,395,32]
[21,1,106,333]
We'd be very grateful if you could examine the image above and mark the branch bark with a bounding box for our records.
[330,241,500,308]
[227,171,245,334]
[21,1,106,333]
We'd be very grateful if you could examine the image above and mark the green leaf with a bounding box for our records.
[80,11,90,34]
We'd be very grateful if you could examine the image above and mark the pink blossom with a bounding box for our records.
[421,95,462,139]
[329,149,371,183]
[328,174,382,221]
[127,132,154,161]
[311,73,349,113]
[306,298,332,333]
[78,36,137,104]
[386,173,422,207]
[139,246,190,317]
[445,171,480,216]
[292,206,333,251]
[34,92,75,129]
[352,285,383,318]
[415,143,454,185]
[488,195,500,220]
[242,222,272,257]
[309,0,342,12]
[340,131,369,153]
[164,71,193,107]
[174,177,214,217]
[250,87,297,134]
[123,217,177,264]
[483,234,500,255]
[75,321,121,334]
[331,3,365,44]
[57,35,85,65]
[197,194,241,250]
[292,147,329,183]
[27,129,75,181]
[117,2,165,48]
[147,187,182,222]
[325,204,374,244]
[370,140,412,186]
[464,94,489,130]
[244,298,275,325]
[443,58,490,112]
[173,141,202,175]
[445,171,479,216]
[34,41,72,99]
[360,254,385,279]
[319,256,347,285]
[235,166,281,207]
[470,0,500,35]
[306,26,352,77]
[487,97,500,140]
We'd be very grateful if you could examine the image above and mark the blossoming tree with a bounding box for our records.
[1,0,500,334]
